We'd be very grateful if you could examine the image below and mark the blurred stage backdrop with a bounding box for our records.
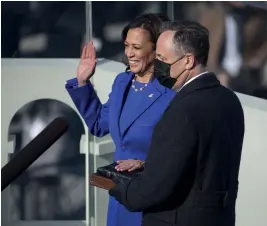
[1,1,267,221]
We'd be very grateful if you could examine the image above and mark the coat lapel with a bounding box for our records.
[120,78,164,137]
[113,72,134,139]
[176,73,220,99]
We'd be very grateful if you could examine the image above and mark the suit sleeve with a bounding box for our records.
[109,104,198,211]
[65,77,117,137]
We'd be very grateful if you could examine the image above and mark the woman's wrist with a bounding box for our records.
[78,80,88,87]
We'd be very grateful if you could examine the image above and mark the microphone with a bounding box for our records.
[1,117,69,191]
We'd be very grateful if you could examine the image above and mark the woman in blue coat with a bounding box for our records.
[65,13,176,226]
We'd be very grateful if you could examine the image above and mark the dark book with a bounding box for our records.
[90,162,144,190]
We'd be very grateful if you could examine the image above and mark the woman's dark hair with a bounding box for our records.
[122,13,171,71]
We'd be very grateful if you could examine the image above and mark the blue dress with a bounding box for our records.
[65,71,176,226]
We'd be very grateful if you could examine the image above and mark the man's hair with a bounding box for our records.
[161,20,210,66]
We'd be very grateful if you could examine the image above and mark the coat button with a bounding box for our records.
[120,143,126,150]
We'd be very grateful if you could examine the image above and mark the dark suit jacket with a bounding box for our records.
[109,73,245,226]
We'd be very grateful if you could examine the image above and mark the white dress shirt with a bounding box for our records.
[177,71,209,92]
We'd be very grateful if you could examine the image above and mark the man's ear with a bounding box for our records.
[185,55,195,70]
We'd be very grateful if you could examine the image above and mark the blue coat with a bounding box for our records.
[65,71,176,226]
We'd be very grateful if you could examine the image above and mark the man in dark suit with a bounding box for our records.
[109,20,245,226]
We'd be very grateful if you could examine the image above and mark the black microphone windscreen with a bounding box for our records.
[1,117,69,191]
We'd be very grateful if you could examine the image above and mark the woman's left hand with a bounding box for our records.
[115,159,145,172]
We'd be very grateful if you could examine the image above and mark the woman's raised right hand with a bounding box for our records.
[77,41,97,86]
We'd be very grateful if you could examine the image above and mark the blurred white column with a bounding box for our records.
[85,3,94,226]
[167,1,174,20]
[85,1,93,42]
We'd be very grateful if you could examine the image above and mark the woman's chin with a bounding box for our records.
[129,66,141,74]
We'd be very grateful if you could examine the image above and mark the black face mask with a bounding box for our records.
[153,59,177,89]
[154,54,187,89]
